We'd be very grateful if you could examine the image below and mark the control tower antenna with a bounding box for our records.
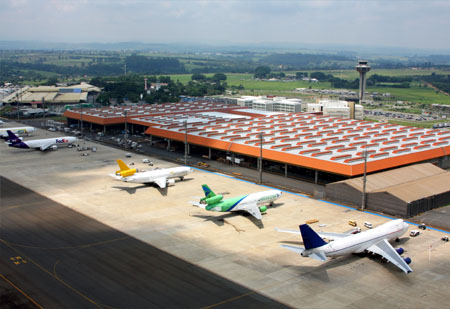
[356,60,371,103]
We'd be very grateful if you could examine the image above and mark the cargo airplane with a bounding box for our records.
[6,130,77,151]
[111,159,193,189]
[1,126,36,140]
[192,184,282,220]
[276,219,413,273]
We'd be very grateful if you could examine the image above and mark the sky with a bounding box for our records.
[1,0,450,51]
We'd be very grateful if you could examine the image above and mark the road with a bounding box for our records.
[0,176,287,308]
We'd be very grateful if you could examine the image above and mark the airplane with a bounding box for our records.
[6,130,77,151]
[192,184,282,220]
[111,159,193,189]
[0,126,36,140]
[276,219,413,274]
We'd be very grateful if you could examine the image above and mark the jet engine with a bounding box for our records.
[396,248,404,255]
[259,206,267,213]
[117,168,137,177]
[203,195,223,205]
[51,145,58,150]
[167,179,176,187]
[404,257,412,265]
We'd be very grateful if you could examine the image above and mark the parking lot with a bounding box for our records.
[1,122,450,308]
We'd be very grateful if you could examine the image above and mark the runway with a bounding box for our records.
[0,176,286,308]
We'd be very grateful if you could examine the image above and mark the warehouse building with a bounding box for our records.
[326,163,450,217]
[65,101,450,184]
[2,83,101,112]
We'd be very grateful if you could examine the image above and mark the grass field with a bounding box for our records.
[364,117,444,128]
[165,72,450,105]
[308,68,450,80]
[368,86,450,105]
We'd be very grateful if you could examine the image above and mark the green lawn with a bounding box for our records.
[365,118,445,128]
[369,86,450,105]
[309,68,450,80]
[163,72,450,105]
[166,73,332,91]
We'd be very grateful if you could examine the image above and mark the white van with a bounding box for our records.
[364,221,373,229]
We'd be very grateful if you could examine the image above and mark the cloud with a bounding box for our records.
[0,0,449,50]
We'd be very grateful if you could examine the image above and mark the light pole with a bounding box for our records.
[42,97,46,124]
[184,120,188,165]
[124,110,128,140]
[80,105,84,145]
[259,132,263,184]
[16,92,20,121]
[361,149,368,210]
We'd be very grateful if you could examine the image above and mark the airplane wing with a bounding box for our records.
[245,204,262,220]
[275,228,349,241]
[280,245,327,261]
[153,177,167,189]
[109,174,123,181]
[40,142,55,151]
[367,239,413,274]
[280,244,305,255]
[190,202,206,209]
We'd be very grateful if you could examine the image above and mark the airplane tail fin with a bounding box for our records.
[201,184,216,198]
[117,159,130,171]
[6,130,20,144]
[300,224,327,250]
[115,159,136,177]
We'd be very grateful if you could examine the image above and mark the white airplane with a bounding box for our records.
[6,130,77,151]
[111,159,193,189]
[276,219,413,273]
[192,184,282,220]
[0,126,36,139]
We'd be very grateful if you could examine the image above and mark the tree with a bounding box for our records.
[46,77,59,86]
[191,73,207,81]
[310,72,327,81]
[296,72,308,79]
[254,66,271,79]
[212,73,227,82]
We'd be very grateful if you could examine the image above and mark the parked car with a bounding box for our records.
[348,220,357,227]
[350,227,362,234]
[364,221,373,229]
[410,230,420,237]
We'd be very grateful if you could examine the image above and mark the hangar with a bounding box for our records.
[2,83,101,112]
[64,101,450,184]
[326,163,450,217]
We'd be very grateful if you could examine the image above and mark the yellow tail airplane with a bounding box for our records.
[112,159,193,189]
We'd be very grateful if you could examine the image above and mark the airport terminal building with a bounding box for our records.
[64,100,450,186]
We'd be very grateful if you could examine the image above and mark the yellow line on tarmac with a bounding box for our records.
[201,291,256,308]
[1,239,102,308]
[0,272,43,309]
[0,201,46,214]
[1,236,130,250]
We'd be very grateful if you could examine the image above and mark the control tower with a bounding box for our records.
[356,60,371,102]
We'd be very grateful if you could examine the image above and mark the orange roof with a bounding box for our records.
[141,112,450,177]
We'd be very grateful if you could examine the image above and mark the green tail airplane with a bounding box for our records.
[191,184,282,220]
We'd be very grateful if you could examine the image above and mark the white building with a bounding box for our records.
[236,96,302,113]
[307,99,364,120]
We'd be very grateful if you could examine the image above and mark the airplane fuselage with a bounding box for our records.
[9,136,77,150]
[1,127,36,138]
[120,166,192,184]
[206,190,282,212]
[302,219,409,258]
